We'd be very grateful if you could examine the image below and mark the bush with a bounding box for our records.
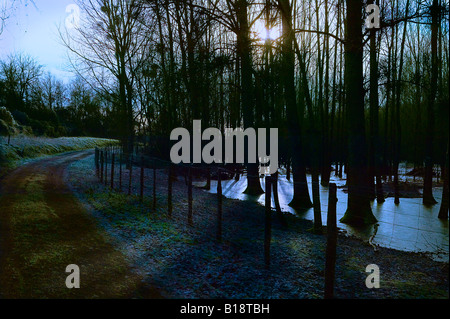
[19,125,34,136]
[0,119,10,136]
[11,109,30,126]
[28,119,46,136]
[0,106,16,127]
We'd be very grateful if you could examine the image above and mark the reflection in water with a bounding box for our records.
[195,171,449,262]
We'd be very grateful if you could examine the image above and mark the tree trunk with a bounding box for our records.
[393,0,409,205]
[423,0,439,206]
[340,0,377,226]
[368,3,385,203]
[279,0,313,209]
[237,0,264,195]
[438,141,449,219]
[321,0,332,188]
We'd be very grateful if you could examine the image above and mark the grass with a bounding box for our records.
[0,135,117,176]
[87,190,188,243]
[0,155,153,298]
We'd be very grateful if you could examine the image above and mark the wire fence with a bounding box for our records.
[93,144,341,297]
[92,144,448,294]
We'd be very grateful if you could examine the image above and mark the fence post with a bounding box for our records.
[111,153,115,189]
[128,154,133,196]
[140,156,144,202]
[168,164,173,217]
[217,168,222,242]
[204,167,211,190]
[153,159,157,209]
[325,183,338,299]
[235,167,240,181]
[119,151,122,191]
[264,175,272,269]
[312,169,323,234]
[104,149,108,186]
[438,146,449,219]
[95,147,99,178]
[188,167,193,225]
[272,171,286,226]
[100,150,104,183]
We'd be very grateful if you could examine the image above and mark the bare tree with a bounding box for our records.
[423,0,440,205]
[1,0,37,35]
[0,53,43,105]
[278,0,313,209]
[339,0,377,226]
[60,0,150,155]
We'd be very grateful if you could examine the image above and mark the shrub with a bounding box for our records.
[0,106,16,127]
[19,125,34,136]
[28,119,46,136]
[0,119,10,136]
[11,110,30,126]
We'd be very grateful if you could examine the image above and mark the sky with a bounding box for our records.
[0,0,76,83]
[0,0,280,85]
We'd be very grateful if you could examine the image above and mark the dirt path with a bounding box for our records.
[0,150,161,298]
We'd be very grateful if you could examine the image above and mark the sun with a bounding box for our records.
[252,19,281,42]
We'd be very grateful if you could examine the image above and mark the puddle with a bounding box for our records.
[195,169,449,262]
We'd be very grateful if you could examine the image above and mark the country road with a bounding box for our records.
[0,150,161,298]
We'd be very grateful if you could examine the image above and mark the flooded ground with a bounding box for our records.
[195,167,449,262]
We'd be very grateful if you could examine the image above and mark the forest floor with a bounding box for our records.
[65,151,448,299]
[0,149,447,299]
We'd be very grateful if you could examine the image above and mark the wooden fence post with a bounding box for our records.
[312,169,323,234]
[128,154,133,196]
[100,150,104,183]
[119,151,122,191]
[104,150,108,186]
[140,156,144,202]
[325,183,338,299]
[264,175,272,269]
[272,171,286,226]
[235,167,240,181]
[95,147,99,178]
[204,167,211,190]
[217,168,222,242]
[188,167,193,225]
[438,145,449,219]
[153,159,156,209]
[111,153,115,189]
[168,164,173,217]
